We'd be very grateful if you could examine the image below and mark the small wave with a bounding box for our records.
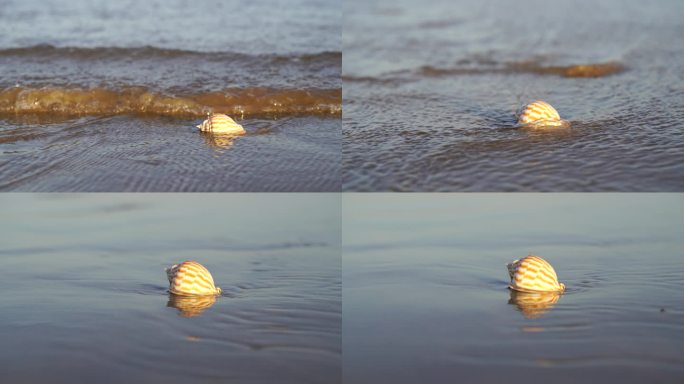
[508,61,625,78]
[0,86,341,117]
[348,59,626,83]
[341,75,404,86]
[419,61,625,78]
[0,44,341,63]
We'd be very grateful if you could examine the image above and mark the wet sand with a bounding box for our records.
[343,194,684,383]
[0,194,341,384]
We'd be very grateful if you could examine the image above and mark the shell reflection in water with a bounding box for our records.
[516,100,568,128]
[167,294,217,318]
[166,260,222,296]
[200,131,237,148]
[507,255,565,293]
[196,113,246,135]
[508,290,562,319]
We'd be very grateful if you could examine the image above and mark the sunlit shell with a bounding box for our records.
[517,100,562,126]
[508,290,562,319]
[167,294,217,318]
[166,261,222,296]
[507,255,565,293]
[196,113,245,135]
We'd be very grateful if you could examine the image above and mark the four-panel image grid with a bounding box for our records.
[1,0,682,383]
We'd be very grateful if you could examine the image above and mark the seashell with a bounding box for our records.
[166,260,222,296]
[507,255,565,293]
[167,294,217,317]
[517,100,563,127]
[196,113,246,135]
[508,290,562,319]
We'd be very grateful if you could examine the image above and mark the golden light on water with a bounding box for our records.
[167,294,218,318]
[201,132,239,149]
[508,290,563,319]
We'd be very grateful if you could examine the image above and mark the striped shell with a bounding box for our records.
[167,294,217,318]
[507,255,565,293]
[196,113,245,135]
[517,100,561,126]
[509,290,562,319]
[166,261,222,296]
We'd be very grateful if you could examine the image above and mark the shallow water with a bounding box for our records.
[343,0,684,191]
[343,194,684,383]
[0,194,341,384]
[0,115,340,191]
[0,0,341,191]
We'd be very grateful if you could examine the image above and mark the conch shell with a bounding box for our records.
[166,261,222,296]
[507,255,565,293]
[517,100,565,127]
[196,113,246,135]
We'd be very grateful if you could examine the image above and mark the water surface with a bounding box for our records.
[343,0,684,191]
[343,194,684,383]
[0,194,341,384]
[1,115,339,191]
